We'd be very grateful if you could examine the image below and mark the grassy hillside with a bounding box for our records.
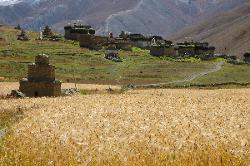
[1,25,250,87]
[170,2,250,58]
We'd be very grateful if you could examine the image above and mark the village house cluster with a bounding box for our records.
[151,41,216,60]
[13,23,249,63]
[63,23,218,60]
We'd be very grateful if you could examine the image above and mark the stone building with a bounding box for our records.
[119,31,129,39]
[150,43,175,57]
[244,52,250,63]
[19,54,61,97]
[79,34,131,51]
[43,25,53,37]
[79,34,108,49]
[64,23,95,41]
[149,36,165,45]
[119,33,165,49]
[127,34,151,49]
[175,41,215,58]
[79,34,96,48]
[195,42,215,59]
[175,44,196,57]
[114,38,132,51]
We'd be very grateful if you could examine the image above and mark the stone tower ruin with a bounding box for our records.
[19,54,61,97]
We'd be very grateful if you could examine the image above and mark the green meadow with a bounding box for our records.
[1,26,250,87]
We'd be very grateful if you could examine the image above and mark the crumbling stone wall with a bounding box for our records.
[150,46,164,56]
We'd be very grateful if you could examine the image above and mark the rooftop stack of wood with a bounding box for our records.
[64,23,95,41]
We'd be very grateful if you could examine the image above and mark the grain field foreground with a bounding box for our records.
[0,88,249,165]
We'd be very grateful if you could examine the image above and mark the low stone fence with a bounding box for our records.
[130,82,250,89]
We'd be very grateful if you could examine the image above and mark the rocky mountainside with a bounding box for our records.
[170,1,250,57]
[0,0,247,36]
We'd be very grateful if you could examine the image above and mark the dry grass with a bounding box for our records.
[0,82,19,96]
[0,84,249,165]
[0,82,121,96]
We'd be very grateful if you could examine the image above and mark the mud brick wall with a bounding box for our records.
[94,36,108,45]
[164,47,176,56]
[176,47,195,57]
[28,64,55,82]
[79,34,96,48]
[150,47,165,56]
[131,40,150,49]
[20,80,61,97]
[116,42,132,51]
[150,47,176,57]
[64,29,71,40]
[35,55,49,64]
[196,49,215,56]
[65,32,80,41]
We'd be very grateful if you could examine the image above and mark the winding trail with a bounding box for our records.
[98,0,145,34]
[134,61,224,88]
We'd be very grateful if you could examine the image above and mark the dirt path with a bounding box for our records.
[134,61,224,88]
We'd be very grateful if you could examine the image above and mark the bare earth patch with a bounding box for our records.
[0,84,249,165]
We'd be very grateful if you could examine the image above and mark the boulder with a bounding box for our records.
[10,90,26,98]
[61,88,80,96]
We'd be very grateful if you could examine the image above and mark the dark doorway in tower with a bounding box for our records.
[35,91,38,97]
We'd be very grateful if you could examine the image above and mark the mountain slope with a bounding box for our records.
[0,0,140,32]
[0,0,21,6]
[97,0,247,35]
[0,0,247,36]
[170,2,250,57]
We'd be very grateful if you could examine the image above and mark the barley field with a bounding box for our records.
[0,83,249,165]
